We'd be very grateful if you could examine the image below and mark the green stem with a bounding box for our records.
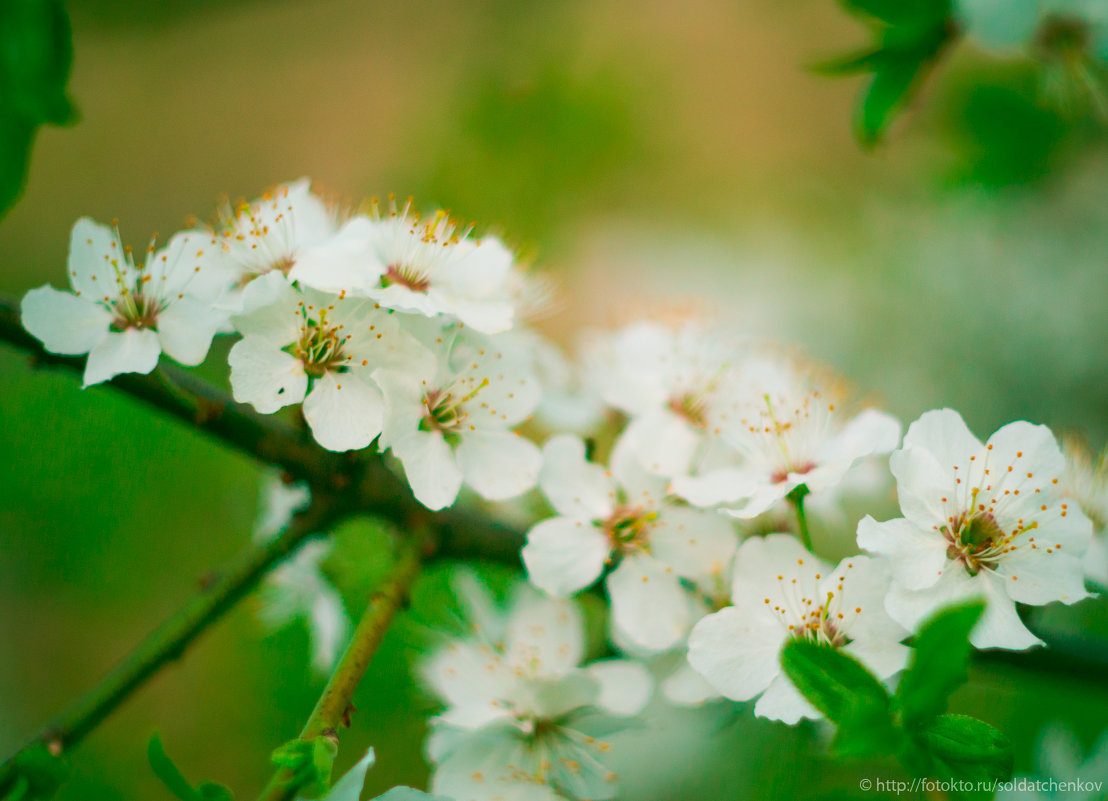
[257,541,423,801]
[788,485,813,552]
[0,498,349,796]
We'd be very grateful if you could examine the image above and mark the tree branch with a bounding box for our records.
[0,497,351,796]
[257,540,423,801]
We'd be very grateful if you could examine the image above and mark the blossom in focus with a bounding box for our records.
[687,534,909,724]
[423,574,651,801]
[21,218,230,386]
[374,326,542,510]
[227,271,432,451]
[857,409,1092,650]
[523,433,737,651]
[290,197,519,334]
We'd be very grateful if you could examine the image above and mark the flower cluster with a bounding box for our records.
[23,181,548,511]
[23,179,1102,800]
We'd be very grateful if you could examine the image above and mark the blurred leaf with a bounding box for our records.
[272,736,338,799]
[895,601,984,727]
[825,0,954,147]
[1,744,70,800]
[0,0,77,217]
[918,714,1014,794]
[148,734,234,801]
[780,639,895,755]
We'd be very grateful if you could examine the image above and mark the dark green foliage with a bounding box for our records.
[781,601,1012,796]
[0,0,77,218]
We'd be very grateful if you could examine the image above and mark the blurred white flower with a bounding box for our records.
[858,409,1092,650]
[1060,439,1108,587]
[290,198,519,334]
[523,433,737,652]
[673,356,901,519]
[996,723,1108,801]
[423,574,651,801]
[210,178,336,300]
[253,473,350,673]
[375,327,542,510]
[228,272,432,451]
[22,218,229,386]
[687,534,908,724]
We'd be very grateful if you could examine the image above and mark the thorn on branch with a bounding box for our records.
[320,728,339,747]
[194,398,225,425]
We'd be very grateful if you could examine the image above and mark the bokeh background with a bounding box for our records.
[2,0,1107,798]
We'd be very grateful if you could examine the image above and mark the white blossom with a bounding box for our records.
[672,356,902,519]
[523,432,737,652]
[374,326,542,510]
[1060,439,1108,587]
[209,178,336,298]
[21,218,229,386]
[252,473,350,673]
[228,271,432,451]
[423,575,651,801]
[857,409,1093,650]
[290,198,519,334]
[687,534,909,724]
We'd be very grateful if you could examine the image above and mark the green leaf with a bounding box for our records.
[3,744,70,800]
[0,0,77,217]
[780,639,897,755]
[918,714,1014,794]
[894,601,985,728]
[840,0,949,27]
[272,737,338,799]
[147,734,234,801]
[855,57,927,148]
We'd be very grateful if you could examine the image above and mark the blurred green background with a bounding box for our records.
[2,0,1108,798]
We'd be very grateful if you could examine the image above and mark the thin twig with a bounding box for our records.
[256,540,423,801]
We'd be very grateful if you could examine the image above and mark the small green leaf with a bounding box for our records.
[811,48,885,76]
[272,737,338,799]
[148,735,201,801]
[4,744,70,800]
[855,57,926,148]
[147,734,233,801]
[894,601,985,727]
[780,639,897,756]
[840,0,949,27]
[918,714,1014,794]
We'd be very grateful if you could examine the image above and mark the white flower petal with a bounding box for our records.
[856,515,949,591]
[648,506,736,585]
[83,328,161,386]
[394,430,463,511]
[538,434,614,520]
[156,296,225,366]
[586,659,654,716]
[456,430,541,501]
[994,550,1091,606]
[607,554,692,652]
[287,215,382,293]
[231,270,303,344]
[902,408,983,473]
[504,589,585,676]
[687,605,786,702]
[661,661,721,706]
[622,409,700,478]
[753,673,820,724]
[670,467,760,508]
[303,372,385,452]
[21,285,110,355]
[522,517,610,597]
[228,335,308,413]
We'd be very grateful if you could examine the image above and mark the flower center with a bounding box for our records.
[770,462,816,485]
[668,393,708,428]
[601,505,656,553]
[795,593,850,648]
[292,310,348,378]
[111,291,161,331]
[381,264,431,292]
[419,379,489,443]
